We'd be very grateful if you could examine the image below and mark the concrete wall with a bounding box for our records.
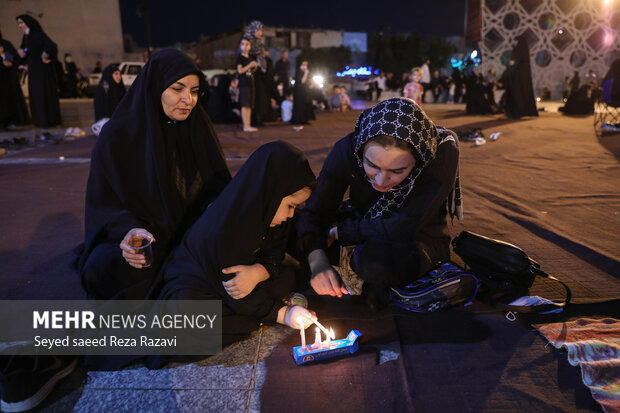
[1,0,124,74]
[310,30,343,48]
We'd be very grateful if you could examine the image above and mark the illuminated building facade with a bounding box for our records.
[475,0,620,98]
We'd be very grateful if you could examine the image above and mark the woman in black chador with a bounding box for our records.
[295,98,462,310]
[93,64,126,121]
[62,53,79,98]
[292,59,315,125]
[78,49,232,301]
[15,14,61,128]
[0,31,29,128]
[502,36,538,118]
[157,141,317,350]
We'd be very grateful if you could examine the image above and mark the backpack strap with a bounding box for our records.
[495,268,572,314]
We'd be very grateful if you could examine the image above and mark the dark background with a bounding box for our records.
[119,0,467,47]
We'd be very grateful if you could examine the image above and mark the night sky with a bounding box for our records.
[119,0,467,47]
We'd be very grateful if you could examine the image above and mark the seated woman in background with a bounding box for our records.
[295,97,462,310]
[78,48,231,301]
[93,64,126,122]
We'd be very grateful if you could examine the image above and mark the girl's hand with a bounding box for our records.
[119,228,155,269]
[222,264,269,300]
[279,305,316,329]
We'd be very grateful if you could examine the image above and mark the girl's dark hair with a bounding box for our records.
[239,36,252,44]
[363,134,420,162]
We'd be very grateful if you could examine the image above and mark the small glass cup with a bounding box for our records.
[129,235,153,268]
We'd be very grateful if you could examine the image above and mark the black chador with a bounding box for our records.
[79,49,231,301]
[16,14,61,128]
[159,141,315,325]
[93,64,126,121]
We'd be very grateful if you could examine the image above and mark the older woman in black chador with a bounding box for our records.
[78,49,232,301]
[0,31,29,128]
[501,35,538,118]
[295,97,462,310]
[93,64,126,121]
[15,14,61,128]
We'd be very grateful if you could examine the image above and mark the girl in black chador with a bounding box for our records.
[157,141,317,350]
[15,14,61,128]
[93,64,126,121]
[0,31,29,129]
[78,49,232,301]
[502,36,538,118]
[295,98,462,310]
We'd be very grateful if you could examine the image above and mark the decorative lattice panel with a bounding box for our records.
[479,0,620,99]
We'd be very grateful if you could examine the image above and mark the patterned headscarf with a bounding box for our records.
[354,97,463,220]
[243,20,266,72]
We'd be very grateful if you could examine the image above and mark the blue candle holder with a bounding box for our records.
[292,330,362,365]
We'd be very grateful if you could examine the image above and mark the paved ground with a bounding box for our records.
[1,98,618,412]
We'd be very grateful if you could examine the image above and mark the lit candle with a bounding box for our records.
[312,319,334,339]
[325,327,334,347]
[298,317,306,347]
[314,327,321,348]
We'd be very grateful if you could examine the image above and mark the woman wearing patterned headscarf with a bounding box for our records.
[243,20,272,123]
[295,97,462,310]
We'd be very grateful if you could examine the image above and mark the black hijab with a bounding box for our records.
[0,31,18,60]
[94,64,126,121]
[160,141,315,305]
[15,14,57,59]
[80,49,231,270]
[604,58,620,103]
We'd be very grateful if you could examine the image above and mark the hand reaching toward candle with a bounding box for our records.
[308,249,349,297]
[222,263,270,300]
[278,305,316,329]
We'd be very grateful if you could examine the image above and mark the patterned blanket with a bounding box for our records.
[535,318,620,412]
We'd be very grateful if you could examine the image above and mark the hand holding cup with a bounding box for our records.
[120,228,155,269]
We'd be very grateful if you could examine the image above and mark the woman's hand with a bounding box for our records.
[310,268,349,297]
[222,263,269,300]
[17,48,26,58]
[308,249,349,297]
[278,305,316,329]
[119,228,155,269]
